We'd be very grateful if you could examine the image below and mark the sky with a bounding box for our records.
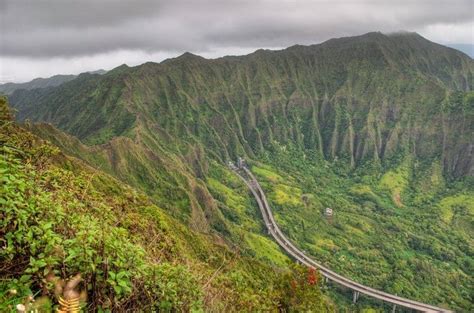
[0,0,473,83]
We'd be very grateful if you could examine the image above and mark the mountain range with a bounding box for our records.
[4,32,474,311]
[0,70,107,95]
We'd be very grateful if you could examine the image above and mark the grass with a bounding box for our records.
[379,158,411,207]
[438,194,474,224]
[208,177,247,213]
[252,165,284,183]
[349,184,384,207]
[272,184,303,207]
[245,233,290,266]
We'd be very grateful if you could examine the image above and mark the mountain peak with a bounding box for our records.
[324,31,424,45]
[115,64,129,70]
[177,52,205,61]
[160,52,206,66]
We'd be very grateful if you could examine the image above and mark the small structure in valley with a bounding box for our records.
[237,157,246,169]
[324,207,333,217]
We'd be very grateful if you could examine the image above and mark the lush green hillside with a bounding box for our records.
[6,32,474,310]
[0,98,333,311]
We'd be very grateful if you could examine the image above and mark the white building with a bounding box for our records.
[324,207,333,217]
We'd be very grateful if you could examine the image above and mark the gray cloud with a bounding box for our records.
[1,0,473,58]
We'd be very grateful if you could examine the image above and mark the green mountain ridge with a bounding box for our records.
[6,32,474,311]
[10,32,473,177]
[0,74,76,95]
[0,70,107,96]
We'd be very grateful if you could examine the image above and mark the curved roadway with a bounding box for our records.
[233,166,452,313]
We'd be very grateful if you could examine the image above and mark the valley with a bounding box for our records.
[233,163,453,312]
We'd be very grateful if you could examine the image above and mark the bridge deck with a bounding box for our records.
[233,166,452,313]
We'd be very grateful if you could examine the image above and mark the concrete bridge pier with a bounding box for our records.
[392,304,396,313]
[352,291,360,303]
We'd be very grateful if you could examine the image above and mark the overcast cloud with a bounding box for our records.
[1,0,473,82]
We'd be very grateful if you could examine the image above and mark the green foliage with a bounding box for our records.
[144,263,203,311]
[0,127,182,310]
[438,194,474,228]
[272,183,303,207]
[251,149,473,311]
[379,157,412,207]
[252,165,284,183]
[244,233,290,266]
[0,98,331,311]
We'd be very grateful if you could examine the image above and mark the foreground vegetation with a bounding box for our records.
[0,98,332,311]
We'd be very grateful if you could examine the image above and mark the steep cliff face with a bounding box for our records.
[10,32,473,180]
